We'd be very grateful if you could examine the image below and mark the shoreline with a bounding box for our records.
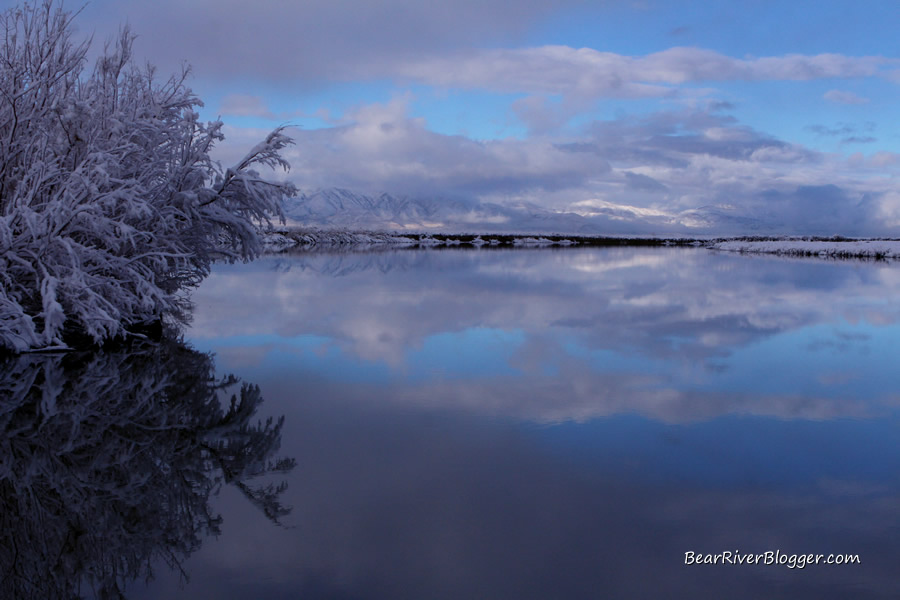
[262,228,900,260]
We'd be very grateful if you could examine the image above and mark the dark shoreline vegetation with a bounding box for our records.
[263,228,900,258]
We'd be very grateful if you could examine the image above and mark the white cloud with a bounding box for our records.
[394,46,895,101]
[265,96,611,197]
[824,89,870,105]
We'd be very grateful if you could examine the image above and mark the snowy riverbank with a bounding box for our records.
[708,239,900,259]
[263,229,900,260]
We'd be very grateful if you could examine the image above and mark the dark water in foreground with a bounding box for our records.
[4,247,900,598]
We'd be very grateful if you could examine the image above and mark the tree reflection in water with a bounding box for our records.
[0,339,295,599]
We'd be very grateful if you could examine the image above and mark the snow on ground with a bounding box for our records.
[709,239,900,259]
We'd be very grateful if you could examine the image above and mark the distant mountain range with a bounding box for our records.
[281,188,769,235]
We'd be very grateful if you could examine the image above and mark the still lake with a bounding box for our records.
[5,246,900,598]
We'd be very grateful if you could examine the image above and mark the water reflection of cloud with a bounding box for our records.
[389,373,875,424]
[189,248,900,423]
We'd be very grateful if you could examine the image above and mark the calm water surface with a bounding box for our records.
[5,247,900,598]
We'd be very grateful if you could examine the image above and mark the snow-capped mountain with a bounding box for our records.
[283,189,476,229]
[281,188,772,235]
[282,189,660,234]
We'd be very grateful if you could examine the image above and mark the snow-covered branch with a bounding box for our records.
[0,2,296,352]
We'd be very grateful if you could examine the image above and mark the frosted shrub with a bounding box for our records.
[0,2,296,352]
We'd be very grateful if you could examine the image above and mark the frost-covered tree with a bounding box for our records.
[0,2,296,352]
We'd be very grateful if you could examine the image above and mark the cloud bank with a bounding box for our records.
[395,46,894,100]
[71,0,900,236]
[215,96,900,235]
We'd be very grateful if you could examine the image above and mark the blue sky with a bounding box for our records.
[12,0,900,234]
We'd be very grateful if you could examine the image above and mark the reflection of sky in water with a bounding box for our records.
[145,248,900,599]
[192,319,900,413]
[536,416,900,488]
[189,249,900,423]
